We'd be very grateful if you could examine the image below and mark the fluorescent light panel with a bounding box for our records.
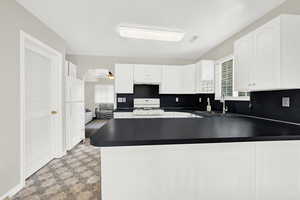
[119,25,185,42]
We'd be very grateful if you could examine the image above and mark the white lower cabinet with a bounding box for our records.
[256,141,300,200]
[101,142,255,200]
[195,143,255,200]
[101,141,300,200]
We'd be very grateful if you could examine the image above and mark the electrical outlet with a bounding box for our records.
[176,97,179,103]
[199,97,202,103]
[117,97,123,103]
[282,97,290,108]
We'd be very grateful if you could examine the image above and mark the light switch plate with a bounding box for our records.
[123,97,126,103]
[199,98,202,103]
[282,97,290,108]
[176,97,179,102]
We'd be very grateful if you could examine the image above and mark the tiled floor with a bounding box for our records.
[13,141,101,200]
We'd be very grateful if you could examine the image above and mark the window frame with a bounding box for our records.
[216,55,250,101]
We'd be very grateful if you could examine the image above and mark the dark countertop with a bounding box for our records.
[90,114,300,147]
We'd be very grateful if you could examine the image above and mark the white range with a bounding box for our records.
[114,98,201,119]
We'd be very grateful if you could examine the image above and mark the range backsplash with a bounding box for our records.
[117,89,300,123]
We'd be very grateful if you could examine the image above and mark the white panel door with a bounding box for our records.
[234,33,254,91]
[253,18,281,90]
[25,48,54,178]
[256,141,300,200]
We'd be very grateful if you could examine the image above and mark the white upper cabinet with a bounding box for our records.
[253,17,280,91]
[234,15,300,92]
[234,32,254,92]
[160,65,196,94]
[182,64,196,94]
[115,64,134,93]
[134,64,162,84]
[160,65,183,94]
[196,60,215,93]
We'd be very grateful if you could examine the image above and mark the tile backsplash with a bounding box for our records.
[116,89,300,123]
[248,90,300,123]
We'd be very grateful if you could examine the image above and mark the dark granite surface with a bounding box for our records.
[90,114,300,147]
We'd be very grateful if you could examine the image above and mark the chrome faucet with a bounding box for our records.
[221,93,228,114]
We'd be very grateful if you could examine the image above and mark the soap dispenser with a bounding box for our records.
[207,98,212,112]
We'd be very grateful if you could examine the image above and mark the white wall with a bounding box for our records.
[199,0,300,60]
[0,0,66,198]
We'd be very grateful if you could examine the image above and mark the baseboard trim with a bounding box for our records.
[0,183,23,200]
[56,150,67,159]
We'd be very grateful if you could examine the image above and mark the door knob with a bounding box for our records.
[51,111,58,115]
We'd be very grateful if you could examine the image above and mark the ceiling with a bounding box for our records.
[16,0,285,60]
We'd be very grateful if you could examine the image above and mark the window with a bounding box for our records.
[94,84,114,103]
[216,56,249,101]
[221,59,233,97]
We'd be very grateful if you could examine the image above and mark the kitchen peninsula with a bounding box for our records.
[91,115,300,200]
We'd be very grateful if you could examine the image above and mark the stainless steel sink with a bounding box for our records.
[194,111,235,118]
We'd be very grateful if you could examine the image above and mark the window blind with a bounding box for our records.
[221,59,233,97]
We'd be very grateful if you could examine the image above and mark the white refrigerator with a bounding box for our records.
[65,76,85,151]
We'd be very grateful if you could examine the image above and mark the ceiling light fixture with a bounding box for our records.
[118,25,185,42]
[107,71,115,80]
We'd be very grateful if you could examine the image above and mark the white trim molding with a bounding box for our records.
[0,183,23,200]
[215,55,250,101]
